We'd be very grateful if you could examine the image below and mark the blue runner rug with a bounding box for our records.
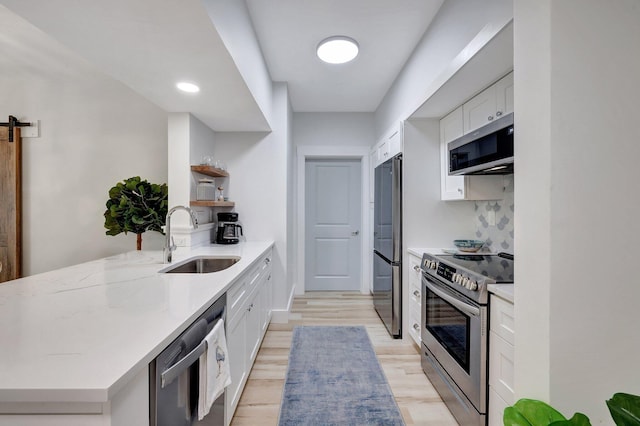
[278,326,405,425]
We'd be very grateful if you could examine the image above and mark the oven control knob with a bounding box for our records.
[430,261,436,269]
[452,273,459,283]
[469,281,478,291]
[462,277,469,287]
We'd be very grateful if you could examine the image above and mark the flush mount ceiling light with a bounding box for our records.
[176,81,200,93]
[316,36,359,64]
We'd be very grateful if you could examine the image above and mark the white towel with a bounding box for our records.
[198,319,231,420]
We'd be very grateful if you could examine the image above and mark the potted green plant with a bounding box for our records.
[504,393,640,426]
[103,176,168,250]
[504,399,591,426]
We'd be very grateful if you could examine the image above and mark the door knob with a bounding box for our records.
[351,231,359,236]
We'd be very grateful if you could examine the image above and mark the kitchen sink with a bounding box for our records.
[161,256,240,274]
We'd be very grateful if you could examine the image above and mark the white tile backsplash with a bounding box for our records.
[474,176,514,254]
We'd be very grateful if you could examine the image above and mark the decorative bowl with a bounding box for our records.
[453,239,485,253]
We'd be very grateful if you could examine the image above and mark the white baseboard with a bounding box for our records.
[269,283,296,324]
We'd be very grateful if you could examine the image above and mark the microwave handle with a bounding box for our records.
[424,278,480,317]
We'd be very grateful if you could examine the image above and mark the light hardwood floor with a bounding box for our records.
[230,292,459,425]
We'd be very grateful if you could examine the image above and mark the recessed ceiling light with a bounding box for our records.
[316,36,359,64]
[176,82,200,93]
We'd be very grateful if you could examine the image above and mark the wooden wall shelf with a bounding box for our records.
[191,165,229,178]
[190,200,235,207]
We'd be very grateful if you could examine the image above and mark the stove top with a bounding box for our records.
[436,253,514,283]
[421,252,514,305]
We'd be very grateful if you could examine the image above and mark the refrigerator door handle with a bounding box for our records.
[391,155,402,262]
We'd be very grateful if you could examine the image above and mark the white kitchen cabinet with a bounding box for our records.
[463,72,514,134]
[440,106,465,200]
[374,121,403,167]
[488,294,515,426]
[225,249,273,425]
[407,252,422,347]
[495,72,514,120]
[440,107,504,201]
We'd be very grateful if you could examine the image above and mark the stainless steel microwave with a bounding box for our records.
[448,112,514,175]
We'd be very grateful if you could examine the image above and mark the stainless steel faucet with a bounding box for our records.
[163,206,198,263]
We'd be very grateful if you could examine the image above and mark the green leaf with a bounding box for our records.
[104,176,168,246]
[504,406,534,426]
[511,399,567,426]
[607,393,640,426]
[550,413,592,426]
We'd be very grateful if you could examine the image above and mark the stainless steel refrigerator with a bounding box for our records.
[373,154,402,338]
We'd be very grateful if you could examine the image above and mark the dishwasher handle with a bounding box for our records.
[161,339,206,388]
[160,306,226,388]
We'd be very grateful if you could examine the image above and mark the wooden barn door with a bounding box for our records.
[0,123,22,282]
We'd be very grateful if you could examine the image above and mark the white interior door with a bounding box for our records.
[305,159,361,291]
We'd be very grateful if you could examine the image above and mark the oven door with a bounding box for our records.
[421,274,487,413]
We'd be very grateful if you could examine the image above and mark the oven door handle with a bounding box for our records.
[424,279,480,317]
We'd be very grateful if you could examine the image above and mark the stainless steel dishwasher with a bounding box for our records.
[150,294,226,426]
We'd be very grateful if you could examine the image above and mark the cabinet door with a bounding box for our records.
[488,387,510,426]
[246,289,262,364]
[463,84,498,133]
[376,139,389,164]
[495,72,514,119]
[440,106,465,200]
[226,310,247,418]
[387,123,403,158]
[489,331,515,404]
[261,272,273,333]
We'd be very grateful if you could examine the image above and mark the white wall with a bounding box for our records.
[402,119,475,250]
[202,0,273,128]
[375,0,513,137]
[515,0,640,422]
[292,112,375,296]
[215,83,292,312]
[168,113,217,230]
[402,118,476,338]
[0,6,167,276]
[293,113,375,147]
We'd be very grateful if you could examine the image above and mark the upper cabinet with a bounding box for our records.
[464,72,514,134]
[373,121,403,168]
[440,72,513,201]
[440,106,466,200]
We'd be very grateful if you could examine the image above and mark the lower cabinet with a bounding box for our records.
[225,250,273,425]
[407,252,422,347]
[488,294,515,426]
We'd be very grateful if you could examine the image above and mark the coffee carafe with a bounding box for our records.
[215,212,243,244]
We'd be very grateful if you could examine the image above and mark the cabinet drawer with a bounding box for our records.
[409,281,421,304]
[490,295,515,345]
[227,280,247,318]
[489,331,515,404]
[409,303,421,344]
[488,386,510,426]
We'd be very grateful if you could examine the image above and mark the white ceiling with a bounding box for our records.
[1,0,444,130]
[245,0,444,112]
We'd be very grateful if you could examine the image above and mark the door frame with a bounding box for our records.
[296,145,371,295]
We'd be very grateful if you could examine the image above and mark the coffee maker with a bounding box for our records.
[215,212,243,244]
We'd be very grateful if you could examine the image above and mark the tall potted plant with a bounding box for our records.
[103,176,168,250]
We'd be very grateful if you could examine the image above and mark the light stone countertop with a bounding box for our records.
[487,284,514,303]
[0,241,273,405]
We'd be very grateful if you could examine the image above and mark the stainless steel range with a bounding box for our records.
[420,252,514,426]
